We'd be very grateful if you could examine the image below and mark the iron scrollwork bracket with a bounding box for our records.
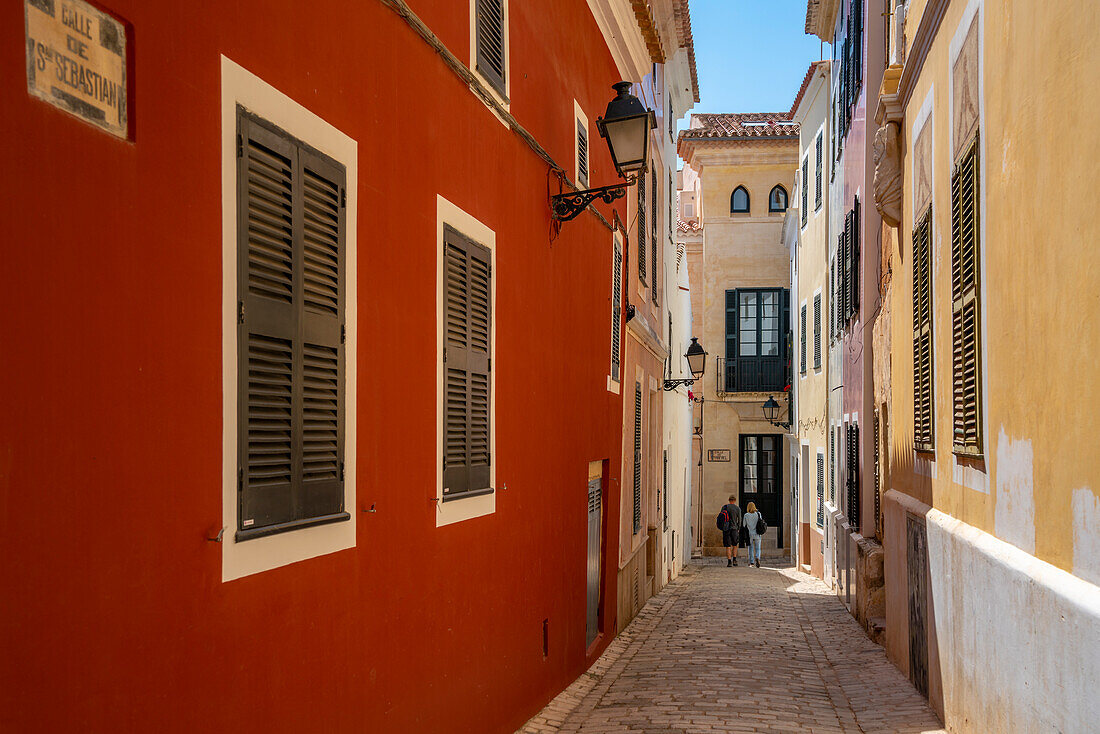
[551,181,632,222]
[662,378,696,392]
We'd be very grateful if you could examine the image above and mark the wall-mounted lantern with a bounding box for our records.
[762,395,791,430]
[663,338,707,391]
[551,82,656,222]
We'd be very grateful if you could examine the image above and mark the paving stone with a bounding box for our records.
[516,560,945,734]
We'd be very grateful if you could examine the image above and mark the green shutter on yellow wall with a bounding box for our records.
[913,208,934,452]
[951,132,982,456]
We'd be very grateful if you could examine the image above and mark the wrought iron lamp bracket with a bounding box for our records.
[551,178,635,222]
[662,377,696,392]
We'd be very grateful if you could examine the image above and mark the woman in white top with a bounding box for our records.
[743,502,763,568]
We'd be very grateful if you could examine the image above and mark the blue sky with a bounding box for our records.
[681,0,829,129]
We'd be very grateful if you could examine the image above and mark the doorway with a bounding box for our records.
[586,463,604,648]
[739,434,783,548]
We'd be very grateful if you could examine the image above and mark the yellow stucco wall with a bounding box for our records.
[890,0,1100,574]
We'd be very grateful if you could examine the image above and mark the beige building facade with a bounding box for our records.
[679,114,798,557]
[791,61,832,580]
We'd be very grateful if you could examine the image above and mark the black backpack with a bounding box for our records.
[716,508,730,531]
[756,514,767,535]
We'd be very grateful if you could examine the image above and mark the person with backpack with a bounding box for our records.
[742,502,766,568]
[716,495,742,567]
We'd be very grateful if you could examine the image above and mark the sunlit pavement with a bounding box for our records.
[519,559,945,734]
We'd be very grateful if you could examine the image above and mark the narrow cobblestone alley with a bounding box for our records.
[519,561,945,734]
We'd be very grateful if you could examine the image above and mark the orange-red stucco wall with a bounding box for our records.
[0,1,629,732]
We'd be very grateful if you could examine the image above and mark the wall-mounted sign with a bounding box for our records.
[24,0,128,139]
[707,449,731,462]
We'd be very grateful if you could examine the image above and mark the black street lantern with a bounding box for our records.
[663,338,708,391]
[684,337,707,380]
[763,395,791,430]
[597,82,657,179]
[551,82,656,222]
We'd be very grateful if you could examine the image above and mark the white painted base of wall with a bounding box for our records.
[926,510,1100,734]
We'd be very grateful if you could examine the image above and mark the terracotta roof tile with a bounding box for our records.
[679,113,799,140]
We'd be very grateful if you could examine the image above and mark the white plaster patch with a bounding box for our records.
[1073,487,1100,587]
[994,428,1035,554]
[926,510,1100,733]
[951,454,989,494]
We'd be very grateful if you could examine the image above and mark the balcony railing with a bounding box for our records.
[716,356,786,393]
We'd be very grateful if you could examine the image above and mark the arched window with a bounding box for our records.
[731,186,750,213]
[769,185,789,212]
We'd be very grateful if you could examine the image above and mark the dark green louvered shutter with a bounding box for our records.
[802,159,809,227]
[611,238,622,381]
[813,293,822,369]
[443,227,493,499]
[851,198,861,314]
[637,173,647,282]
[475,0,506,96]
[913,209,935,451]
[951,133,982,455]
[846,424,860,530]
[800,304,807,375]
[815,134,823,208]
[829,430,836,503]
[651,168,659,304]
[633,382,642,534]
[816,453,825,527]
[237,110,346,538]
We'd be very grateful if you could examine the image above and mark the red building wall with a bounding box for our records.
[0,1,629,731]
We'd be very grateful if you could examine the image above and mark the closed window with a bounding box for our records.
[723,288,789,392]
[815,133,824,209]
[730,186,750,214]
[770,185,788,213]
[576,117,589,188]
[633,382,642,534]
[846,423,860,530]
[475,0,507,97]
[638,173,648,282]
[913,208,934,452]
[800,304,807,375]
[801,159,809,226]
[741,435,779,495]
[610,234,623,382]
[236,109,348,540]
[651,168,659,305]
[813,293,822,369]
[816,451,825,527]
[443,227,493,500]
[951,132,982,456]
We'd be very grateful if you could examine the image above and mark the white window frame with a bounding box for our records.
[220,56,359,582]
[436,195,498,527]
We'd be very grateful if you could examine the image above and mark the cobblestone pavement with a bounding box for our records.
[518,559,945,734]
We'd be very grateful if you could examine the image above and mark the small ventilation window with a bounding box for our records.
[475,0,506,97]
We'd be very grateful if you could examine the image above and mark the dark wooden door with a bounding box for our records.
[740,434,783,548]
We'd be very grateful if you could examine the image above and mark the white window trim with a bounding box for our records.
[469,0,511,122]
[608,230,623,394]
[436,195,497,527]
[574,99,590,188]
[220,56,359,582]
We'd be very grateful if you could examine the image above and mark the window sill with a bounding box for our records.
[442,487,495,503]
[235,511,351,543]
